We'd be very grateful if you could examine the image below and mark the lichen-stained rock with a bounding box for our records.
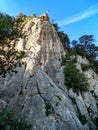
[0,15,98,130]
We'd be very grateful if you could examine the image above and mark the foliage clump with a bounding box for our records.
[70,97,76,104]
[0,12,36,76]
[0,49,25,76]
[79,114,87,125]
[71,35,98,60]
[92,60,98,75]
[0,109,31,130]
[15,51,25,59]
[62,53,89,93]
[81,63,90,71]
[64,62,89,93]
[45,101,54,116]
[61,54,77,65]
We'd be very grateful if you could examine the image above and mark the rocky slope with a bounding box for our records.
[0,14,98,130]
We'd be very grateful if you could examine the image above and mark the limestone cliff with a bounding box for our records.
[0,14,98,130]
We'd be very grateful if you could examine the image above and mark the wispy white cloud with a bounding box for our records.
[57,4,98,27]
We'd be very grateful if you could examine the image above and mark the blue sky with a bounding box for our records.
[0,0,98,45]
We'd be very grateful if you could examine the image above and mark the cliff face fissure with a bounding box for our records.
[0,14,98,130]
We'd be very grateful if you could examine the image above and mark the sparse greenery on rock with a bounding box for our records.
[45,101,54,116]
[64,62,89,93]
[81,63,90,71]
[0,109,31,130]
[0,12,36,76]
[79,114,87,125]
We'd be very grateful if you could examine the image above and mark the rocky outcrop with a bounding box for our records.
[0,15,98,130]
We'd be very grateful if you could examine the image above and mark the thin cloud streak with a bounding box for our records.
[57,4,98,27]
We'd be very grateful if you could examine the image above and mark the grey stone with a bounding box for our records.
[0,99,7,112]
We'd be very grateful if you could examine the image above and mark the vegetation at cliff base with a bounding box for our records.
[0,109,31,130]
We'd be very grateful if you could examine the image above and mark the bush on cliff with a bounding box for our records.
[64,62,89,93]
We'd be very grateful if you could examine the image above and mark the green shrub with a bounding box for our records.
[0,109,31,130]
[61,54,77,65]
[70,97,76,104]
[0,49,25,76]
[45,101,54,116]
[64,63,88,93]
[79,114,87,125]
[88,62,94,70]
[15,51,25,59]
[61,55,70,65]
[71,57,77,63]
[74,45,87,57]
[81,63,90,71]
[93,60,98,75]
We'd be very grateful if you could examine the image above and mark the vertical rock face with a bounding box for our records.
[24,16,64,71]
[0,15,98,130]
